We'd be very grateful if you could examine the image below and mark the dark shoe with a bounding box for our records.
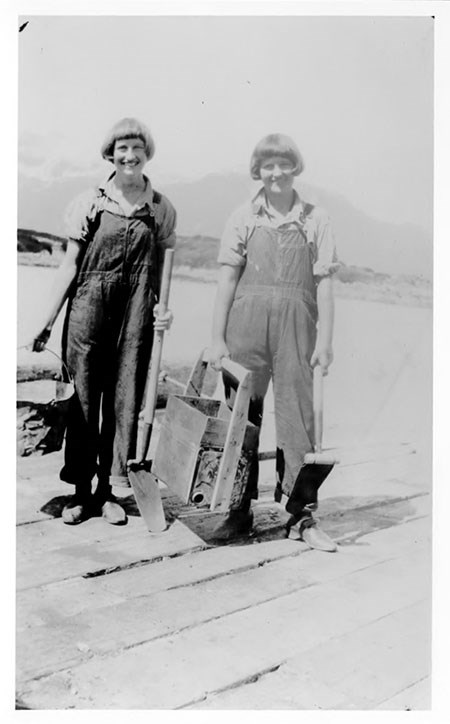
[62,497,90,525]
[288,514,337,552]
[212,508,254,541]
[101,498,127,525]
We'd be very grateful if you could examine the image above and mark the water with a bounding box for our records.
[18,265,432,453]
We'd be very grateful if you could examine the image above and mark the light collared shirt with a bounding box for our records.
[218,188,340,277]
[64,172,177,250]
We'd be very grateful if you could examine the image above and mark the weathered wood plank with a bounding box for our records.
[152,396,210,502]
[17,514,430,627]
[17,577,127,630]
[17,439,427,529]
[16,514,429,636]
[375,676,431,710]
[17,544,429,708]
[202,415,258,452]
[20,466,397,529]
[17,519,206,590]
[18,550,338,681]
[253,496,428,550]
[193,600,430,710]
[17,475,429,588]
[17,534,430,685]
[16,483,193,553]
[17,513,147,555]
[16,539,296,631]
[16,484,67,525]
[210,367,251,511]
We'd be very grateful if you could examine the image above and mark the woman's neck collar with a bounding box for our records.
[112,172,147,193]
[265,189,295,216]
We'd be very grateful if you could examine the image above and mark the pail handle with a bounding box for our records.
[17,345,73,383]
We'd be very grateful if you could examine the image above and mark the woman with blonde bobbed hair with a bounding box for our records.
[210,133,340,551]
[249,133,305,179]
[100,118,156,162]
[32,118,176,526]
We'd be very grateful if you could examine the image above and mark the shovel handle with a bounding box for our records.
[138,249,175,460]
[313,365,324,453]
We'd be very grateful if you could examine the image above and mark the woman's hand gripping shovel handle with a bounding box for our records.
[127,249,175,533]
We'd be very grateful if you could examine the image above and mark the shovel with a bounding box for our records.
[285,365,338,529]
[127,248,174,532]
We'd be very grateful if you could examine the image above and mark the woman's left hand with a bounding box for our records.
[310,345,334,376]
[153,304,173,331]
[30,326,52,353]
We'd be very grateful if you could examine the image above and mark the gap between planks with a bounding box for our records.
[16,519,430,687]
[185,599,430,710]
[17,494,429,594]
[17,546,430,709]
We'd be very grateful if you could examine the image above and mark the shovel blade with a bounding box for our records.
[128,468,167,533]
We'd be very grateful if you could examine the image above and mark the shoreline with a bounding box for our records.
[18,255,432,309]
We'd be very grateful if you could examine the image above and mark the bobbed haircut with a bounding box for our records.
[250,133,304,180]
[100,118,155,161]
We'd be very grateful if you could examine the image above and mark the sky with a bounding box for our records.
[17,12,434,231]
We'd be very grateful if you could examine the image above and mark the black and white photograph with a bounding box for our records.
[8,0,447,715]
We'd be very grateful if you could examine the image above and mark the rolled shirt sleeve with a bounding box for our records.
[217,204,252,266]
[310,207,341,277]
[155,196,177,251]
[63,189,99,244]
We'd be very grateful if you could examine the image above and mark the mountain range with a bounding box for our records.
[18,171,432,278]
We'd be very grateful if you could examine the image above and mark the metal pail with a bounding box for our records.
[17,377,74,457]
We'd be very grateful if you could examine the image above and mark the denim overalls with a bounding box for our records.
[60,204,160,490]
[225,206,319,506]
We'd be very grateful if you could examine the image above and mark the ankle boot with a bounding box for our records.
[62,485,92,525]
[93,479,127,525]
[287,505,337,552]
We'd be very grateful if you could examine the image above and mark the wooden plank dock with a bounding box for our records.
[15,434,431,711]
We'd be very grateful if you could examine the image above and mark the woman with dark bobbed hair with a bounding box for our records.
[210,133,339,551]
[249,133,305,179]
[32,118,176,526]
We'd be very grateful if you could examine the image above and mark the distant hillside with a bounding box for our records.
[174,236,431,307]
[18,171,432,278]
[162,174,432,279]
[17,230,431,308]
[18,228,66,255]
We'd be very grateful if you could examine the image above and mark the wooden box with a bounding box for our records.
[152,357,258,512]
